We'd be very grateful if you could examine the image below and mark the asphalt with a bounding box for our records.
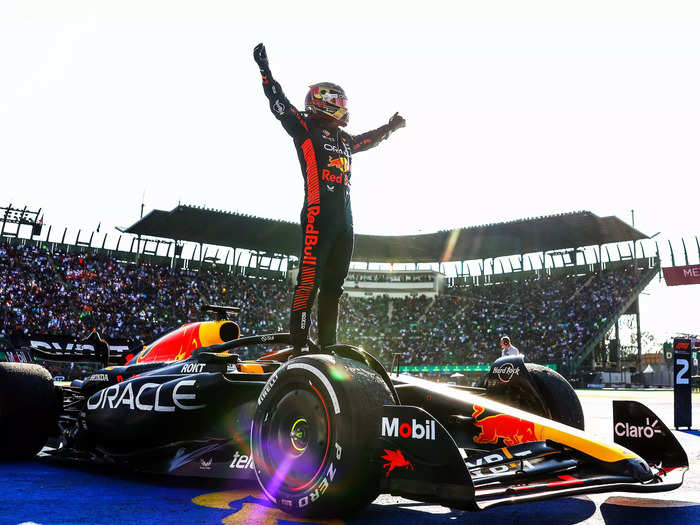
[0,390,698,525]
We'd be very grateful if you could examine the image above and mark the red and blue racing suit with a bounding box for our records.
[257,68,395,349]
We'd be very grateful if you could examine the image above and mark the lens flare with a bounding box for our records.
[329,366,350,382]
[263,451,295,500]
[441,228,460,262]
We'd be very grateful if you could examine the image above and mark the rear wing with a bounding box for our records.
[26,332,128,367]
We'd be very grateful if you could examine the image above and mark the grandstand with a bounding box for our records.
[124,205,646,265]
[2,203,696,384]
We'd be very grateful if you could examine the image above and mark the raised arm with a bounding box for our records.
[350,112,406,153]
[253,43,308,137]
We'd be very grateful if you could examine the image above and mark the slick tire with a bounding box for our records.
[526,363,584,430]
[251,354,394,518]
[0,362,57,460]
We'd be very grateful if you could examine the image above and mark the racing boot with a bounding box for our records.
[317,292,341,349]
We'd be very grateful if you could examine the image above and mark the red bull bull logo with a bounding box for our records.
[323,157,350,187]
[472,405,536,447]
[327,156,350,173]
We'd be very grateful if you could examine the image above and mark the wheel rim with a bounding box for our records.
[258,383,330,492]
[290,417,310,453]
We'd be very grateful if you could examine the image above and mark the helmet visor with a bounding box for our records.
[325,92,348,108]
[312,86,348,108]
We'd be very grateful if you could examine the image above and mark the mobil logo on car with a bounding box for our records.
[381,417,436,440]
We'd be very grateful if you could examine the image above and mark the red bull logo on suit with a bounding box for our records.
[327,156,349,172]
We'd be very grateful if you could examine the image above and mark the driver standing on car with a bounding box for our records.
[253,43,405,356]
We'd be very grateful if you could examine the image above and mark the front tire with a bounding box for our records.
[251,354,393,517]
[526,363,584,430]
[0,363,57,460]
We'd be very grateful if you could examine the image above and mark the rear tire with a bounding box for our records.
[0,362,57,460]
[526,363,584,430]
[251,354,393,517]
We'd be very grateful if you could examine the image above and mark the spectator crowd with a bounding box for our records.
[339,267,647,369]
[1,242,650,368]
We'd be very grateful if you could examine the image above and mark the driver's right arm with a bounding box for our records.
[253,43,308,137]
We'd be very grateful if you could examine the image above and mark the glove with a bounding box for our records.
[253,43,269,72]
[388,112,406,131]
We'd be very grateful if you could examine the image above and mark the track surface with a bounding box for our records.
[1,390,698,525]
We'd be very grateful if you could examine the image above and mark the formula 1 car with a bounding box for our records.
[0,308,688,518]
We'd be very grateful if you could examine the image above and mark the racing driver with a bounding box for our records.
[253,43,405,356]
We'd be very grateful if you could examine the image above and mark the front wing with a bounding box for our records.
[377,401,688,510]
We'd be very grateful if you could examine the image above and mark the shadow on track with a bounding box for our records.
[1,460,598,525]
[0,461,233,525]
[192,489,596,524]
[10,460,699,525]
[600,496,700,525]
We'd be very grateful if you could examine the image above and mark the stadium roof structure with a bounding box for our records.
[125,206,648,263]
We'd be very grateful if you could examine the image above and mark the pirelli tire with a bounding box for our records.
[251,354,394,518]
[0,362,57,460]
[525,363,585,430]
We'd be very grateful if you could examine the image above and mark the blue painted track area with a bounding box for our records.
[1,391,699,525]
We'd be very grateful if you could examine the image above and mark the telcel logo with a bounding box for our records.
[381,417,436,440]
[230,451,255,470]
[615,418,663,439]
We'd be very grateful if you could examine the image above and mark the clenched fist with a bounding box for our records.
[388,112,406,131]
[253,43,269,72]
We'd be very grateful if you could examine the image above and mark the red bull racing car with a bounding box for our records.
[0,307,688,518]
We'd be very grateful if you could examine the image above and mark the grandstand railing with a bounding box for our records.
[568,261,660,375]
[0,221,671,294]
[0,235,289,281]
[2,209,696,285]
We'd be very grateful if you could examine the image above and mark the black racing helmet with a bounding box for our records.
[304,82,349,126]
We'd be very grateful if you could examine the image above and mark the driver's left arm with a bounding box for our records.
[350,112,406,154]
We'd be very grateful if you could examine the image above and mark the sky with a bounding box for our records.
[1,0,699,345]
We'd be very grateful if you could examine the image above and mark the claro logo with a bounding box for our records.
[381,417,436,440]
[87,379,205,412]
[615,418,663,439]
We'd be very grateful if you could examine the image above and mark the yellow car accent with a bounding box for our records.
[534,423,636,463]
[198,321,230,347]
[407,375,638,464]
